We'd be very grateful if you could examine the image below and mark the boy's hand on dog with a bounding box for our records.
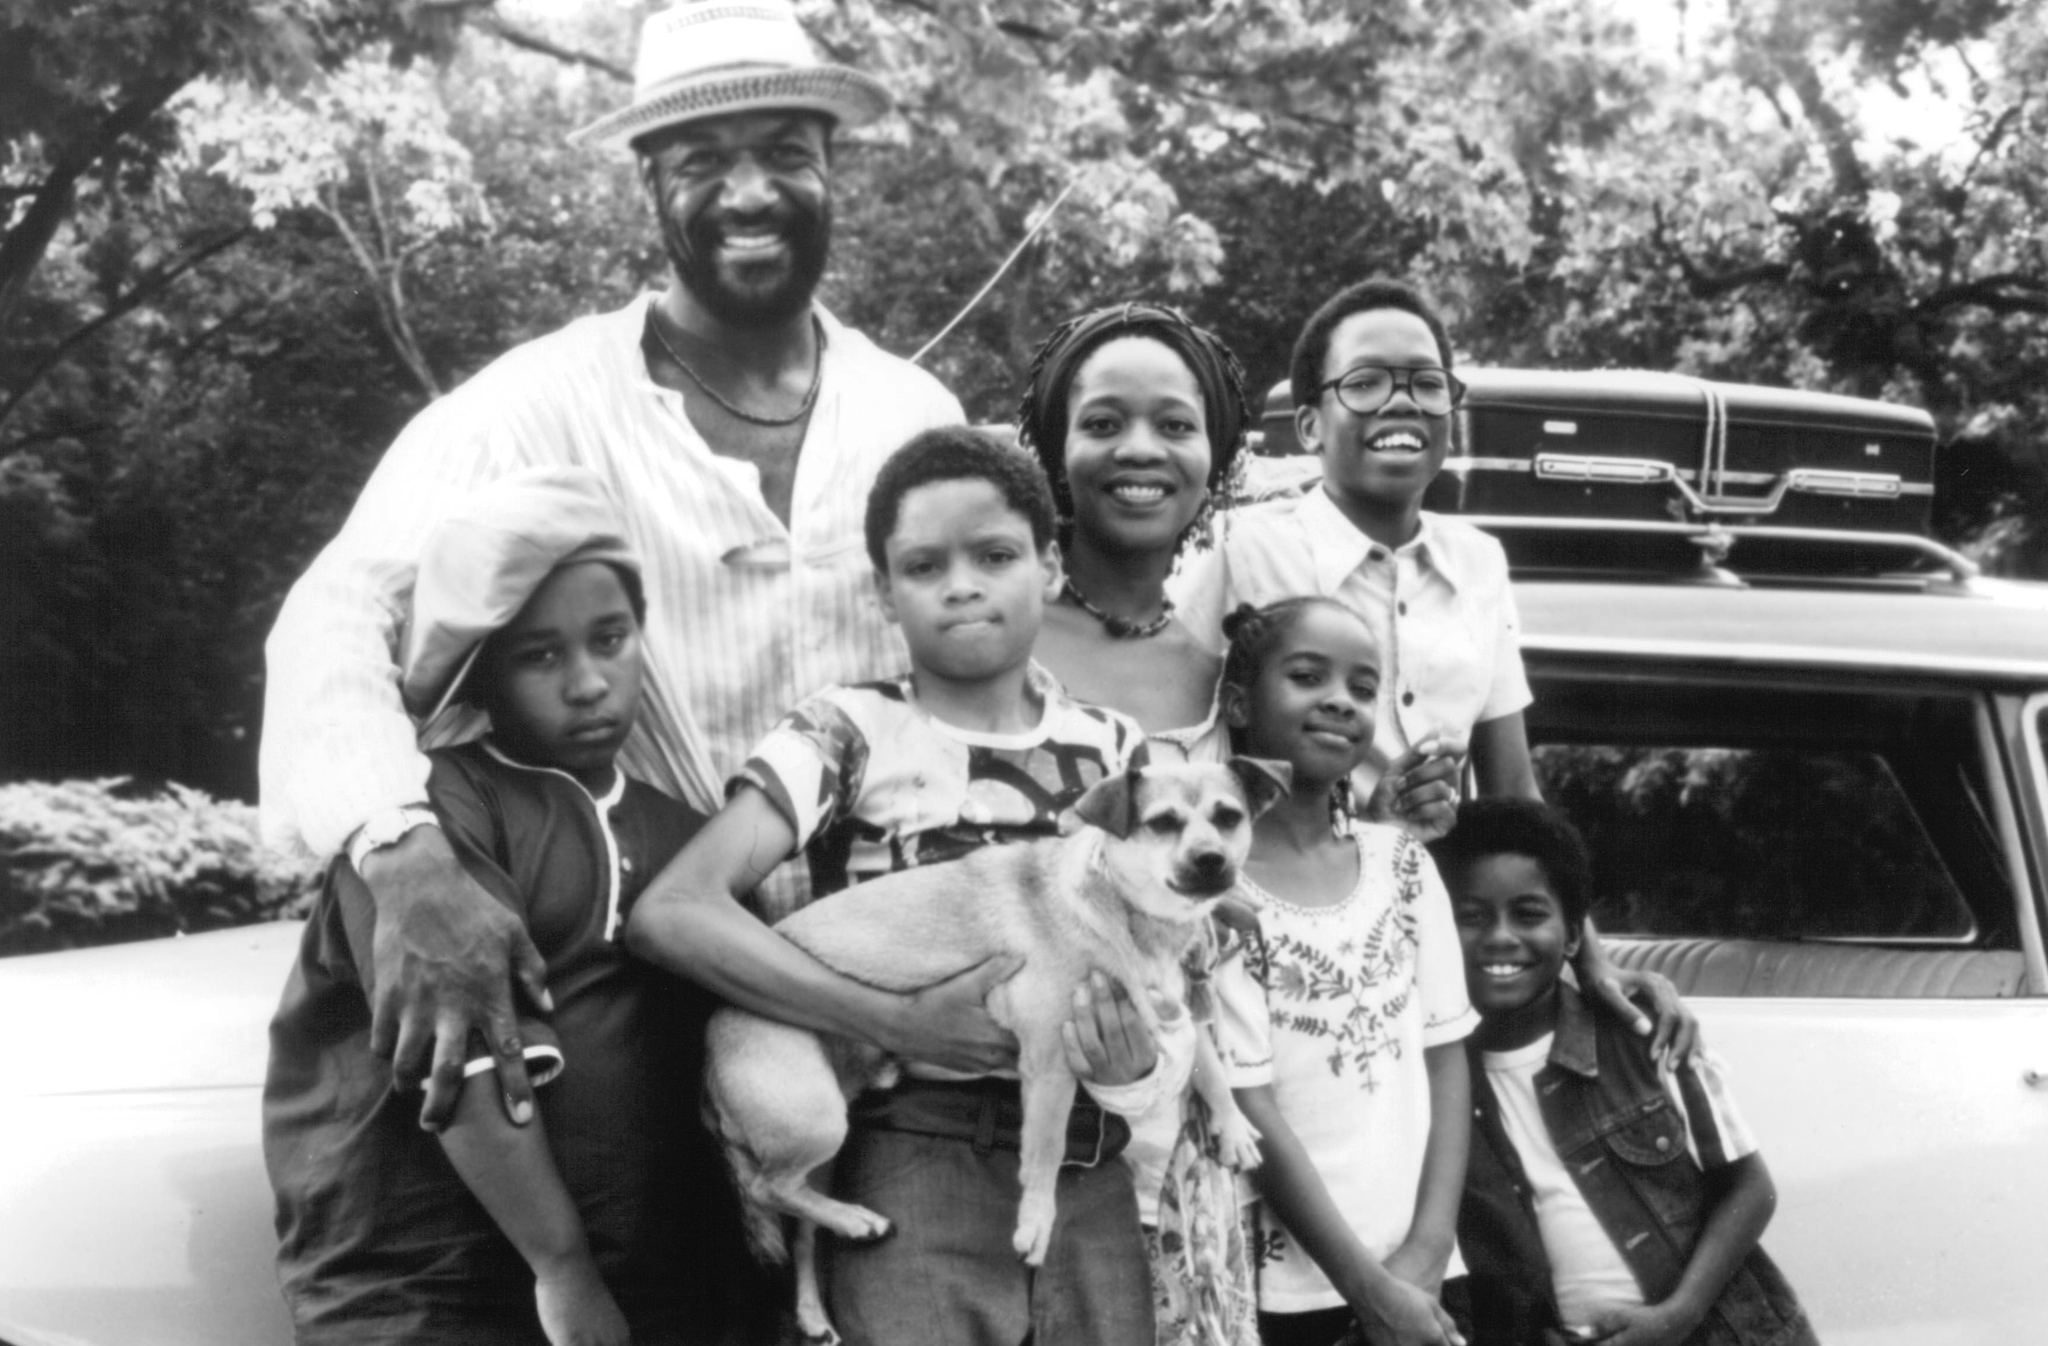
[884,953,1023,1073]
[363,827,553,1132]
[1060,973,1160,1086]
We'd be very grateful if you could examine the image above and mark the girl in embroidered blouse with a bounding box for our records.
[1213,596,1476,1346]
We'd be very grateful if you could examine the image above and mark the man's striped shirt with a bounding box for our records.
[260,296,962,911]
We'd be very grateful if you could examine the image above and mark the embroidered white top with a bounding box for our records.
[259,296,962,916]
[1215,824,1479,1312]
[1175,490,1532,788]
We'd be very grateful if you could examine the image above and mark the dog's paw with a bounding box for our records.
[1212,1113,1264,1172]
[1012,1200,1056,1266]
[817,1201,893,1243]
[843,1207,894,1243]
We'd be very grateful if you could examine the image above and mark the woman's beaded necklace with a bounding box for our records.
[1061,577,1175,640]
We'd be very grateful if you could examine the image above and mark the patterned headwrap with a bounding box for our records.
[1015,301,1250,549]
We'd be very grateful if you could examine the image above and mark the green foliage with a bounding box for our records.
[0,777,322,955]
[3,0,2046,805]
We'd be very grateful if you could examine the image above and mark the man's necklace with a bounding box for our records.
[648,310,823,427]
[1061,578,1175,640]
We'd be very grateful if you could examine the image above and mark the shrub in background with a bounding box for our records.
[0,778,324,956]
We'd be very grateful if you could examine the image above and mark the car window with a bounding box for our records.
[1525,669,2029,997]
[1535,744,1974,941]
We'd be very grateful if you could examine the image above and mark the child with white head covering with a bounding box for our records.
[266,467,771,1346]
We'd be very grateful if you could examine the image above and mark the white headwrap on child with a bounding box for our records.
[402,466,641,726]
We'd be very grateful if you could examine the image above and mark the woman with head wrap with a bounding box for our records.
[1018,301,1251,765]
[1017,302,1259,1346]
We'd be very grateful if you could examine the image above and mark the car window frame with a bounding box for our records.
[2012,689,2048,993]
[1524,652,2043,975]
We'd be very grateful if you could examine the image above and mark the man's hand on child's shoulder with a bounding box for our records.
[362,825,553,1131]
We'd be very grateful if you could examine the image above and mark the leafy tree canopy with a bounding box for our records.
[3,0,2045,800]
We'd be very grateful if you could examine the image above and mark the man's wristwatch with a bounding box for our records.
[345,805,440,873]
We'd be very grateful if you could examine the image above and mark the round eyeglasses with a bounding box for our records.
[1313,365,1466,417]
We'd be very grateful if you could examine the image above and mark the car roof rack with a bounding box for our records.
[1469,516,1981,589]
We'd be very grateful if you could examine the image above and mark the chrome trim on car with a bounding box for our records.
[2020,692,2048,986]
[1980,696,2047,994]
[1521,634,2048,682]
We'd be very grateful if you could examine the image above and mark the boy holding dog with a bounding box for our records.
[626,426,1188,1346]
[264,467,766,1346]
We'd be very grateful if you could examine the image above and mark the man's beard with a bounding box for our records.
[663,197,831,330]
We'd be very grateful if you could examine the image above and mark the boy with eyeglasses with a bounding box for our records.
[1178,277,1536,818]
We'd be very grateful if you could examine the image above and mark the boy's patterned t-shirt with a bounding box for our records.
[1214,823,1479,1313]
[737,669,1148,897]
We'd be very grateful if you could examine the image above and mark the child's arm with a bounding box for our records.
[1383,1042,1471,1296]
[437,1079,628,1346]
[1470,711,1540,802]
[1235,1084,1464,1346]
[624,786,1019,1074]
[1579,1153,1777,1346]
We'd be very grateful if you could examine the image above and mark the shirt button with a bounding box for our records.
[1402,691,1416,707]
[1655,1136,1672,1152]
[621,857,634,873]
[1397,601,1408,616]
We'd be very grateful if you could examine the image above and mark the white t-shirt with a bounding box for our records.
[1482,1034,1761,1331]
[1215,824,1479,1311]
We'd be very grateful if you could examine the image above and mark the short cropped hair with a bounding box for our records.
[863,426,1059,572]
[1430,797,1594,933]
[1289,277,1456,412]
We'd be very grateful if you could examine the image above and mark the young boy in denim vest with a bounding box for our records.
[626,427,1190,1346]
[265,467,766,1346]
[1433,800,1815,1346]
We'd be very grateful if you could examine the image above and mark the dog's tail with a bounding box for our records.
[704,1088,792,1266]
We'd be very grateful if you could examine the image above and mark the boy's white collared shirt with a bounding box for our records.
[1175,488,1532,786]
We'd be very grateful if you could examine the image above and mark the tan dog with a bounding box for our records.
[704,757,1289,1342]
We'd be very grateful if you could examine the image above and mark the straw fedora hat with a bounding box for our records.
[570,0,892,152]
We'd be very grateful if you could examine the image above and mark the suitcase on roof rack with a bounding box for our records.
[1427,369,1937,534]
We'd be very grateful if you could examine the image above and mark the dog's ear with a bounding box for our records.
[1226,756,1293,819]
[1073,766,1140,838]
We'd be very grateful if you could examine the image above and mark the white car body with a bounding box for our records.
[4,541,2046,1346]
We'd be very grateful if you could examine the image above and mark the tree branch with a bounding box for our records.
[1920,274,2048,317]
[471,12,630,83]
[0,226,250,433]
[316,183,442,399]
[0,73,188,330]
[1650,201,1791,298]
[1768,47,1870,199]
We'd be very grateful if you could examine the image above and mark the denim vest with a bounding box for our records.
[1457,985,1817,1346]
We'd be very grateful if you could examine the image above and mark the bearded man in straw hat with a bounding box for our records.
[261,0,1025,1254]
